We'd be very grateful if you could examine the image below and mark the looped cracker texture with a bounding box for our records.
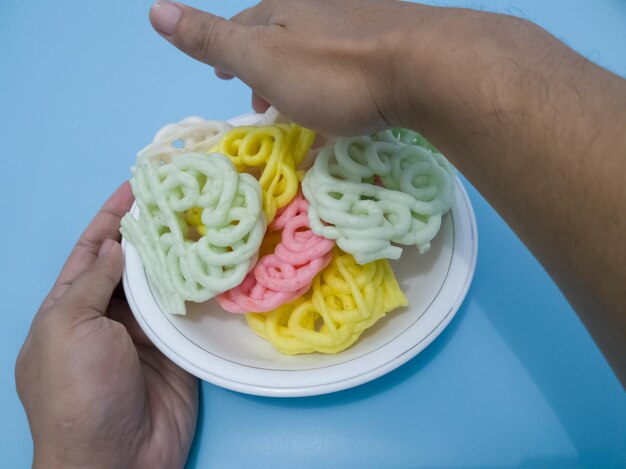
[245,249,408,355]
[213,124,316,223]
[121,152,265,316]
[302,131,455,264]
[137,116,233,164]
[217,193,335,313]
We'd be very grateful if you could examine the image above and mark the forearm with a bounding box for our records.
[396,8,626,382]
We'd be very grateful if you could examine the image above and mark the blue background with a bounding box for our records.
[1,0,625,467]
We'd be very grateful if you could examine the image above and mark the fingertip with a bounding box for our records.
[108,182,135,214]
[150,0,183,37]
[215,69,234,80]
[98,238,124,261]
[96,240,124,278]
[98,239,117,257]
[116,180,133,198]
[96,240,124,277]
[252,92,271,113]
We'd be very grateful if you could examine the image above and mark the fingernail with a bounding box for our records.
[99,239,116,257]
[151,1,182,36]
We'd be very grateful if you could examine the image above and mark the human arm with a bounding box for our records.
[15,183,198,468]
[149,0,626,383]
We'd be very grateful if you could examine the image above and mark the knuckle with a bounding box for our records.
[73,306,105,323]
[15,333,39,397]
[249,25,268,45]
[74,237,100,257]
[192,16,223,59]
[107,318,127,336]
[35,308,63,334]
[14,347,27,388]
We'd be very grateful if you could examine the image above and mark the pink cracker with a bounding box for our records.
[255,250,333,293]
[275,213,334,264]
[268,195,306,231]
[217,193,334,313]
[216,273,308,313]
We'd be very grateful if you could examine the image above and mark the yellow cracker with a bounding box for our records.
[246,248,408,354]
[213,124,315,223]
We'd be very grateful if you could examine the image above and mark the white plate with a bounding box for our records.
[122,114,478,397]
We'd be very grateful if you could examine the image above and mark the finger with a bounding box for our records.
[252,92,271,113]
[42,182,134,309]
[215,69,234,80]
[150,1,272,79]
[54,240,124,321]
[107,299,154,348]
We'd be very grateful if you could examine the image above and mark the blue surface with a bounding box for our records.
[1,0,625,467]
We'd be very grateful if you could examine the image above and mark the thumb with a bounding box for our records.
[56,239,124,319]
[150,0,255,77]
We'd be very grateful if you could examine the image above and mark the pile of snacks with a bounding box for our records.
[121,111,456,354]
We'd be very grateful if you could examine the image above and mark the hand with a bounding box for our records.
[150,0,626,384]
[149,0,442,135]
[16,183,198,469]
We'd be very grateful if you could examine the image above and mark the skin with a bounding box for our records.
[16,0,626,467]
[16,183,197,469]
